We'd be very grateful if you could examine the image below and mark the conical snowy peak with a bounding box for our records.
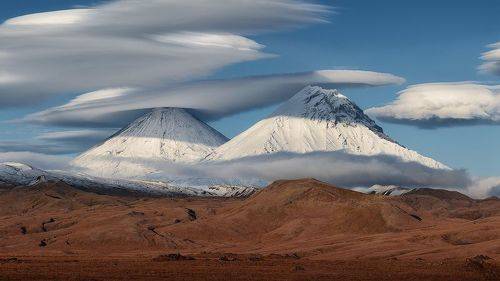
[206,86,448,170]
[72,107,228,178]
[273,86,377,126]
[271,85,390,139]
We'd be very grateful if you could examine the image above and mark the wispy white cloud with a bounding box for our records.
[37,129,113,146]
[0,129,113,155]
[465,177,500,199]
[366,82,500,128]
[5,9,91,26]
[479,42,500,76]
[24,70,404,128]
[0,141,75,155]
[0,0,330,107]
[0,152,71,170]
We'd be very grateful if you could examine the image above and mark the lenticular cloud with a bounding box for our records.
[0,0,331,106]
[366,82,500,128]
[24,70,405,128]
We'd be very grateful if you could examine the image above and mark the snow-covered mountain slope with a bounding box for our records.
[0,162,255,197]
[72,108,228,178]
[206,86,448,170]
[367,185,412,196]
[0,162,48,187]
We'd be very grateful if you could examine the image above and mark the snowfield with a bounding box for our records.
[0,162,256,197]
[72,108,228,178]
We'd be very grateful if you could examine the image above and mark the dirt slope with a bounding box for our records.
[1,179,500,280]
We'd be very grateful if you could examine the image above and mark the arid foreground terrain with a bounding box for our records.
[1,179,500,280]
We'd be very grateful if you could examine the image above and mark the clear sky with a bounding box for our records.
[0,0,499,177]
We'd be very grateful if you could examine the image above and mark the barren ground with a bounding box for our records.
[1,179,499,280]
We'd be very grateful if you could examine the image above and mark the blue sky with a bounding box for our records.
[0,0,499,177]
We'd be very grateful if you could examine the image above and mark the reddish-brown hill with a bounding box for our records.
[2,179,500,280]
[0,179,499,261]
[166,178,425,251]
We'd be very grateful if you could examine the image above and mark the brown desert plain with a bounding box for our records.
[1,178,500,280]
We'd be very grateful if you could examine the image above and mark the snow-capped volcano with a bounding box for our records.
[72,108,228,178]
[206,86,448,170]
